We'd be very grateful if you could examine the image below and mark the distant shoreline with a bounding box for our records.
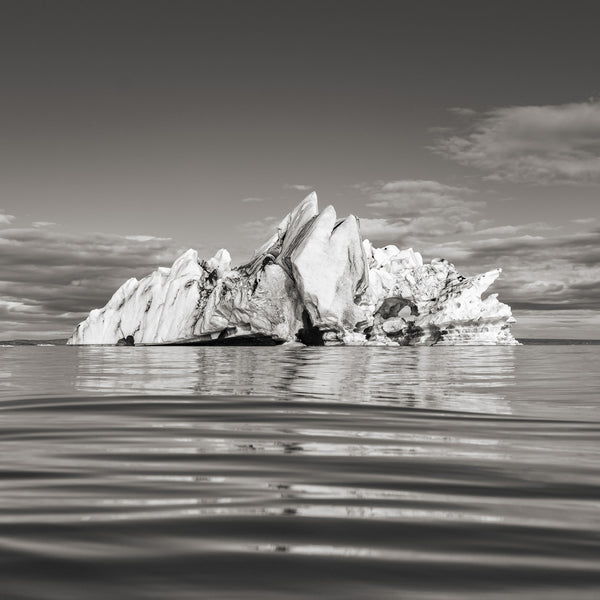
[2,338,600,346]
[518,339,600,345]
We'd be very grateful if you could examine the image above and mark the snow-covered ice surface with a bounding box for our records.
[68,193,518,346]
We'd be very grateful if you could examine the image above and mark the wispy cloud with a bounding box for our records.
[238,216,280,239]
[32,221,56,228]
[358,179,484,244]
[473,222,555,237]
[0,212,16,225]
[284,184,313,191]
[125,235,172,242]
[448,107,476,117]
[241,197,265,203]
[432,100,600,184]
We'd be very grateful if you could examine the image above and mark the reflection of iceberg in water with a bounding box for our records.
[75,346,200,394]
[75,346,515,415]
[282,346,515,414]
[194,346,515,414]
[72,345,518,527]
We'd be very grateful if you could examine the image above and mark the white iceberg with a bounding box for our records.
[68,193,518,346]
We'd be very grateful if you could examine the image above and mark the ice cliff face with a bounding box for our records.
[68,193,518,346]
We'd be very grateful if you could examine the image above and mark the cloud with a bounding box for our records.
[238,216,280,239]
[32,221,56,228]
[432,100,600,184]
[473,222,555,237]
[0,212,16,225]
[427,126,452,134]
[284,184,313,191]
[362,179,479,213]
[448,107,476,117]
[358,179,484,244]
[359,218,409,240]
[0,225,186,339]
[125,235,172,242]
[241,197,265,203]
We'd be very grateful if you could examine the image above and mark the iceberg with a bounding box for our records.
[68,193,518,346]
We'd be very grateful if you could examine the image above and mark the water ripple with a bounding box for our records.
[0,345,599,599]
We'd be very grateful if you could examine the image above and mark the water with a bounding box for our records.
[1,344,599,599]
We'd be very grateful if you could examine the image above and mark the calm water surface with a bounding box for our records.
[1,345,599,599]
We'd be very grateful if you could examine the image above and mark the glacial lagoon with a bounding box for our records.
[1,343,599,599]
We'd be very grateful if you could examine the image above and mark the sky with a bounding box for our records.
[1,0,599,339]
